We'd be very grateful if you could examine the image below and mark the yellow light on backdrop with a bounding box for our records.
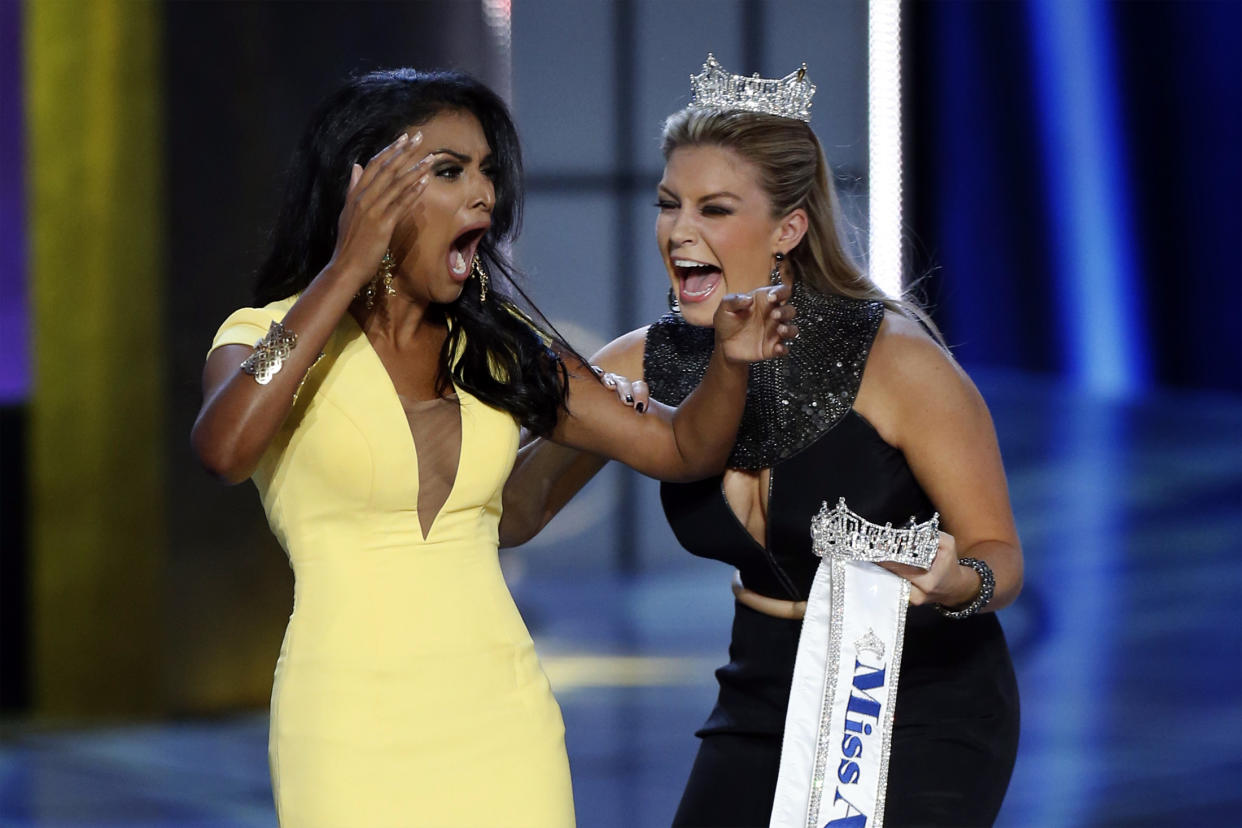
[26,0,165,716]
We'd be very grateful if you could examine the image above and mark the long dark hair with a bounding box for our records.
[255,68,571,435]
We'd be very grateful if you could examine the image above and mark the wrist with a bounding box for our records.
[944,563,981,608]
[936,557,995,620]
[709,333,751,371]
[319,259,373,295]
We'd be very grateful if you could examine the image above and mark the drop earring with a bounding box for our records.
[379,251,397,298]
[471,255,489,303]
[667,286,681,314]
[361,250,397,309]
[770,252,785,286]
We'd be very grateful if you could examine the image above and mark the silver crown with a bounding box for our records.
[854,628,886,662]
[810,497,941,569]
[689,53,816,122]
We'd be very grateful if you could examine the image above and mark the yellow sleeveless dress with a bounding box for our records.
[212,298,575,827]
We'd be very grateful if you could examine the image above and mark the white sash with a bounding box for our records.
[770,499,940,828]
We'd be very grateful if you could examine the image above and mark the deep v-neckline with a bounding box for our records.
[348,314,466,541]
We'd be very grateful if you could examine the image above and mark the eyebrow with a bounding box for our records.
[430,148,495,165]
[657,185,741,202]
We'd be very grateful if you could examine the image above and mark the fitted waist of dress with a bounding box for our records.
[279,540,531,662]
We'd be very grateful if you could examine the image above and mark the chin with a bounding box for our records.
[679,302,718,328]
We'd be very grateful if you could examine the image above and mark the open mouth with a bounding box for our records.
[673,259,723,303]
[448,225,488,282]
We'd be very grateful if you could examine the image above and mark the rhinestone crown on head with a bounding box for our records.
[689,53,816,122]
[811,497,941,568]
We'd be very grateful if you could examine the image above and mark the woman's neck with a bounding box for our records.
[354,294,446,349]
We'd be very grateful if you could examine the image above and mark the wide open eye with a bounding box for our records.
[435,163,464,180]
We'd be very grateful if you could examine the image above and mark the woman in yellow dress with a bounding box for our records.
[191,69,797,827]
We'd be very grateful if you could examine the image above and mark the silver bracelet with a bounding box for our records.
[240,320,298,385]
[935,557,994,619]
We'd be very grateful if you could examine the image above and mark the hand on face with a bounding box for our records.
[386,110,496,305]
[331,131,436,293]
[712,282,799,364]
[334,110,497,307]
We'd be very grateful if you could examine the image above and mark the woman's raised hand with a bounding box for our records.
[711,283,799,364]
[329,131,438,290]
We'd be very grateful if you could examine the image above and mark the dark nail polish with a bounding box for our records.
[635,402,645,413]
[625,394,634,404]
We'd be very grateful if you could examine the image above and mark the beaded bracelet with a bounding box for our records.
[935,557,995,619]
[240,320,298,385]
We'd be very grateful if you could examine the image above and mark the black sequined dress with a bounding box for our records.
[644,283,1020,828]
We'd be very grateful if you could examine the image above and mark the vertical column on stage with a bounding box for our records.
[1,0,29,713]
[25,0,165,715]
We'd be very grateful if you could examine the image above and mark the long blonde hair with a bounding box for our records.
[661,107,943,343]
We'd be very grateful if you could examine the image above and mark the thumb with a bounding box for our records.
[719,292,755,314]
[348,163,363,192]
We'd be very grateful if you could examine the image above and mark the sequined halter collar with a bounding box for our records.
[643,282,885,470]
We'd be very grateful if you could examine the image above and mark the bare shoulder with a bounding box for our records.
[589,325,650,379]
[856,311,987,447]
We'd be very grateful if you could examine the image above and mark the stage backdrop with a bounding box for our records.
[10,0,1236,718]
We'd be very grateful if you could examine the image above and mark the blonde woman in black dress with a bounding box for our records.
[503,58,1022,828]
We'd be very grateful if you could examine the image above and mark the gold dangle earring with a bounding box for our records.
[770,252,785,286]
[361,250,397,309]
[471,255,489,303]
[379,250,398,298]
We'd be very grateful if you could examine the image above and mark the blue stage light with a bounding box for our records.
[1028,0,1150,397]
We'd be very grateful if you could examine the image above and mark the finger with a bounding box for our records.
[768,282,793,305]
[399,150,441,178]
[349,163,363,193]
[877,560,924,580]
[392,173,437,213]
[359,132,412,182]
[394,173,431,206]
[600,372,618,390]
[379,176,429,229]
[778,322,800,340]
[371,154,437,215]
[368,129,421,166]
[631,379,650,413]
[590,365,604,377]
[611,375,635,406]
[770,303,797,322]
[358,131,424,192]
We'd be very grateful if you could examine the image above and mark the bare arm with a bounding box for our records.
[499,437,610,548]
[858,314,1024,611]
[191,135,435,483]
[499,285,796,546]
[499,330,648,547]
